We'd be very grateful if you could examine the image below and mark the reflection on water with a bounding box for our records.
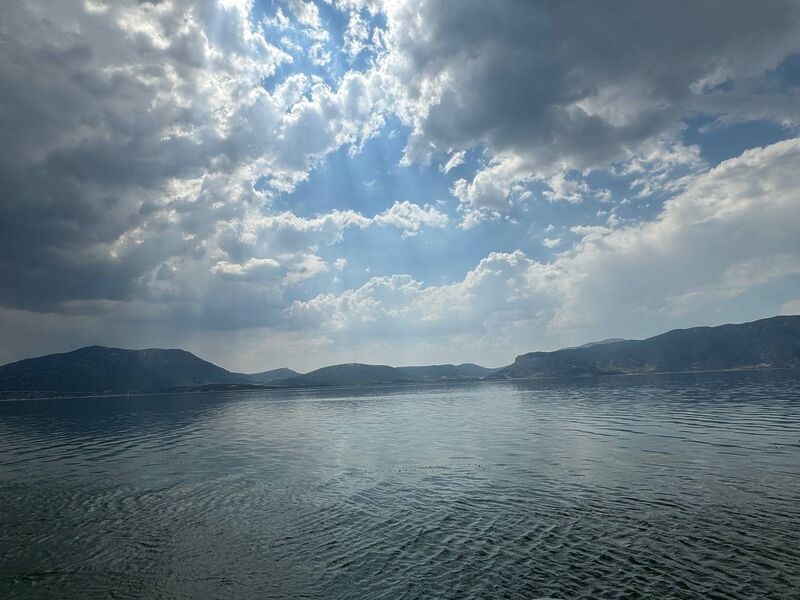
[1,370,799,599]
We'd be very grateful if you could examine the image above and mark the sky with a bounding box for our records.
[1,0,799,372]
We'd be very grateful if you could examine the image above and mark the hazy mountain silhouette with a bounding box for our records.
[244,367,301,383]
[272,363,495,388]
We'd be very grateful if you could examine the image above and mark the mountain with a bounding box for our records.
[488,315,800,379]
[0,350,496,397]
[0,346,249,395]
[244,367,301,383]
[272,363,495,388]
[2,315,797,397]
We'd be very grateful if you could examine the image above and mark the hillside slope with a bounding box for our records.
[489,315,800,379]
[244,367,301,383]
[0,346,248,394]
[273,362,497,387]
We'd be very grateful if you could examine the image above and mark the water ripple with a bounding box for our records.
[0,370,799,598]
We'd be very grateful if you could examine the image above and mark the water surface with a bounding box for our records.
[1,370,799,598]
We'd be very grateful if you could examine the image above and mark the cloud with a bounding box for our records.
[218,201,446,261]
[211,257,282,280]
[451,154,529,227]
[778,299,800,316]
[287,250,558,347]
[0,0,386,317]
[371,200,448,236]
[542,172,595,204]
[288,138,800,357]
[440,151,465,174]
[376,0,800,222]
[343,10,370,58]
[287,0,327,36]
[1,1,799,369]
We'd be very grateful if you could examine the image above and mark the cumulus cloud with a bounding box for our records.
[371,200,448,236]
[287,0,327,36]
[450,155,525,221]
[288,138,800,358]
[343,10,370,58]
[543,173,589,204]
[375,0,800,222]
[288,250,558,340]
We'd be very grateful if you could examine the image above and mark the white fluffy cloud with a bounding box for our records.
[289,138,800,360]
[217,200,445,260]
[371,200,448,236]
[343,10,370,58]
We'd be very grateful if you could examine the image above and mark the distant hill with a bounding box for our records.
[2,315,797,397]
[0,346,248,395]
[272,363,495,388]
[488,315,800,380]
[273,364,416,387]
[0,351,495,397]
[244,367,301,383]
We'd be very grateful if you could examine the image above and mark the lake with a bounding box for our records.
[1,370,799,599]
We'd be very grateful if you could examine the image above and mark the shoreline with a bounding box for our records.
[2,365,799,402]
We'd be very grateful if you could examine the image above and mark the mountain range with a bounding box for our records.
[272,363,494,388]
[487,315,800,379]
[0,315,798,398]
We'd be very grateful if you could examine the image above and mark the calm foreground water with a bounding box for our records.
[1,371,799,599]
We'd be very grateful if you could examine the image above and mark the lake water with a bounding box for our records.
[1,370,799,599]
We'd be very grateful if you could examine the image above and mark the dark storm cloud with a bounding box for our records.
[395,0,800,162]
[0,1,254,310]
